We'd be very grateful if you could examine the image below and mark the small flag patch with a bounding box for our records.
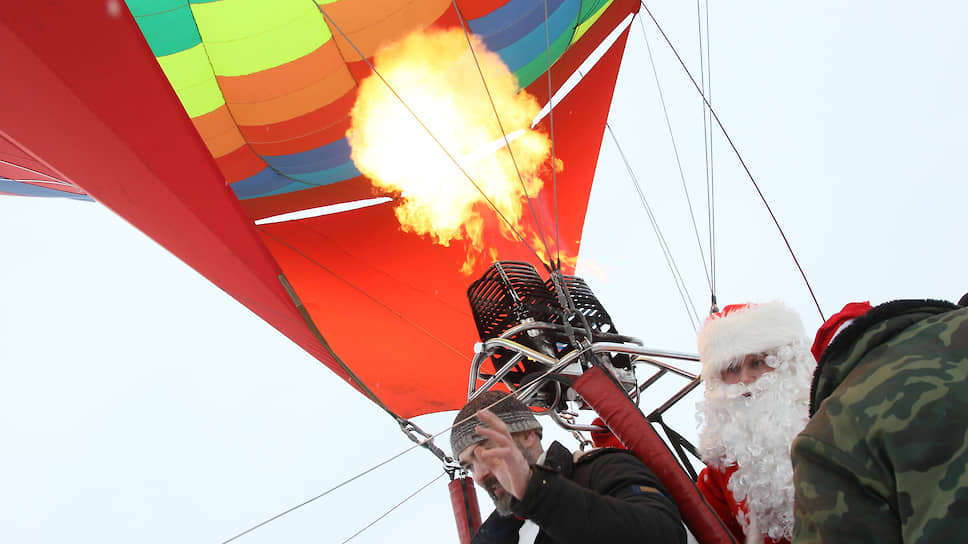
[633,485,661,495]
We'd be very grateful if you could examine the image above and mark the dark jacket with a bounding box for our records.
[472,441,685,544]
[792,299,968,543]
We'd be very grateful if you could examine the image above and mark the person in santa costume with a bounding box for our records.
[694,301,816,544]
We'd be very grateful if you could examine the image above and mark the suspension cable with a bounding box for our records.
[220,384,556,543]
[695,0,717,313]
[601,119,702,331]
[702,0,718,313]
[340,473,447,543]
[542,0,563,268]
[639,1,826,321]
[637,16,712,294]
[220,444,429,543]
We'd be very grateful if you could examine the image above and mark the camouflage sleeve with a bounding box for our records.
[791,432,899,544]
[795,391,968,544]
[794,307,968,543]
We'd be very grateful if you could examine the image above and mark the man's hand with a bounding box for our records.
[473,409,533,500]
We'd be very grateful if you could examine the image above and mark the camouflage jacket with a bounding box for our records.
[791,299,968,543]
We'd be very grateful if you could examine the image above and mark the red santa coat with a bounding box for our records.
[696,464,790,544]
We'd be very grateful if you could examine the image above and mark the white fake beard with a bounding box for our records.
[696,349,813,541]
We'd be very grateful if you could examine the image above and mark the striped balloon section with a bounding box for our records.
[127,0,613,211]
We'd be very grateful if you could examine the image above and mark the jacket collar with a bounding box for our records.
[536,441,575,475]
[810,298,957,415]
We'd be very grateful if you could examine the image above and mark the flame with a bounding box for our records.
[528,232,578,273]
[348,28,560,273]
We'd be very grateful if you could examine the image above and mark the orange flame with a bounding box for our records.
[529,232,578,273]
[348,28,561,273]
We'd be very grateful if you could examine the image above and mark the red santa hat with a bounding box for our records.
[698,301,808,382]
[810,301,872,360]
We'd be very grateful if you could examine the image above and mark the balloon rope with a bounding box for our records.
[701,0,718,314]
[542,0,562,269]
[316,7,547,266]
[339,473,446,543]
[692,0,717,307]
[639,0,826,321]
[636,16,712,293]
[220,388,546,542]
[602,120,701,332]
[449,0,557,269]
[220,443,432,543]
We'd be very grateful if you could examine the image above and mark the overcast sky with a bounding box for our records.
[2,1,966,543]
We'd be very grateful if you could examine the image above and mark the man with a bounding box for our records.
[451,390,685,544]
[792,296,968,543]
[695,301,816,544]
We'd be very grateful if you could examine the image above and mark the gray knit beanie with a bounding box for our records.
[450,391,541,456]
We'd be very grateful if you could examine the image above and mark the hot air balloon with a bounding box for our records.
[3,1,727,539]
[3,0,651,416]
[4,1,966,542]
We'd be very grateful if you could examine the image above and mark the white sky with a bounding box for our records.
[2,1,966,543]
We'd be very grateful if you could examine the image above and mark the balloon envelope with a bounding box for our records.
[0,0,638,418]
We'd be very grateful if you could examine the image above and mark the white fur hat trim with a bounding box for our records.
[698,301,806,381]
